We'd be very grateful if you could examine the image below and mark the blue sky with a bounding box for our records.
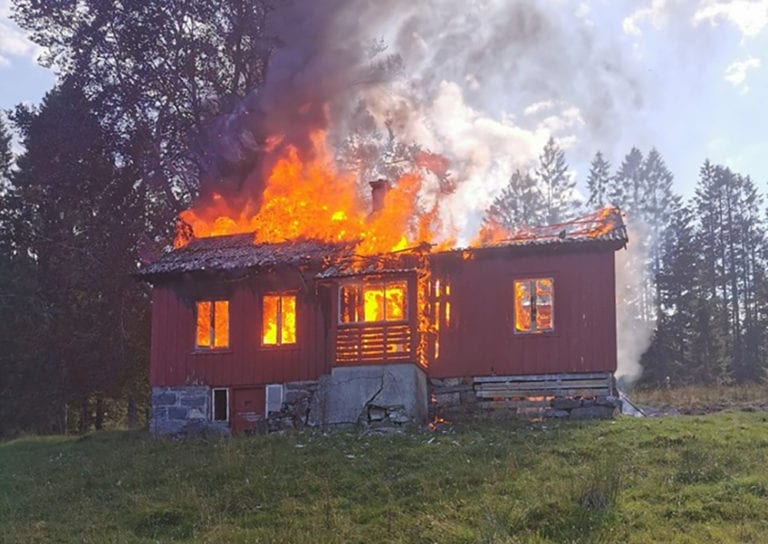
[1,0,766,199]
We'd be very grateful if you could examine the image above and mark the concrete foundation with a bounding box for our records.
[309,364,428,427]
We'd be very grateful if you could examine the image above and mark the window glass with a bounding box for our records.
[341,281,409,323]
[262,295,279,345]
[212,389,228,421]
[386,281,407,321]
[213,301,229,348]
[196,301,212,347]
[514,280,533,332]
[263,294,297,346]
[535,279,554,331]
[281,296,297,344]
[196,300,229,349]
[514,278,553,333]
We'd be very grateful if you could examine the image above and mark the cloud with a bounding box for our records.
[724,56,761,91]
[623,0,670,36]
[693,0,768,38]
[0,2,42,67]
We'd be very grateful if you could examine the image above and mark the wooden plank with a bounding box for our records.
[473,372,610,383]
[475,388,609,399]
[477,379,610,391]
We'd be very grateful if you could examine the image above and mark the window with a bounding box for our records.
[212,388,229,422]
[514,278,554,333]
[432,278,452,359]
[262,294,296,346]
[339,280,408,323]
[196,300,229,349]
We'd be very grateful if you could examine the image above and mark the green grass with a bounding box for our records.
[2,412,768,543]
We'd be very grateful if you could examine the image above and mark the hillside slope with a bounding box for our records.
[2,412,768,543]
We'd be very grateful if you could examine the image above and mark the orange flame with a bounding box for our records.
[176,131,443,256]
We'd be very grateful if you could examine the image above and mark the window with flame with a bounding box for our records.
[432,278,452,359]
[196,300,229,349]
[514,278,554,333]
[262,294,297,346]
[339,280,408,323]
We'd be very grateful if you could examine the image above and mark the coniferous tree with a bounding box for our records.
[586,151,611,209]
[484,169,545,230]
[535,137,580,224]
[609,147,644,214]
[0,116,12,179]
[6,82,150,433]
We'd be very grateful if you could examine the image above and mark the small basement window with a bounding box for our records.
[196,300,229,349]
[514,278,554,333]
[212,388,229,422]
[262,294,297,346]
[339,280,408,323]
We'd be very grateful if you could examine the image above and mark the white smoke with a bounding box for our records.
[614,223,657,386]
[262,0,647,242]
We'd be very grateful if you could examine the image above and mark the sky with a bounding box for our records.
[0,0,766,200]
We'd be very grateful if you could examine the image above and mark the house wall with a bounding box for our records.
[149,270,332,390]
[427,247,618,379]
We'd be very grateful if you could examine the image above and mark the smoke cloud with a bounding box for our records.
[614,224,657,386]
[206,0,646,242]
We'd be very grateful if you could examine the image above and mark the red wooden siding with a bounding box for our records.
[149,271,331,388]
[427,248,618,378]
[150,247,620,387]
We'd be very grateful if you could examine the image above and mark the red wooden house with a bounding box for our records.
[139,208,628,434]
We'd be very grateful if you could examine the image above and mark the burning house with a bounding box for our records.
[138,152,628,433]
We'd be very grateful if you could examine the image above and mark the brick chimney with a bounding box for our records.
[369,179,391,215]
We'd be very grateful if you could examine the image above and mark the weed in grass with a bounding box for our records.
[129,507,195,540]
[674,447,727,484]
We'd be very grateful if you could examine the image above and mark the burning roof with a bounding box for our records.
[138,207,627,279]
[137,234,353,278]
[477,207,628,249]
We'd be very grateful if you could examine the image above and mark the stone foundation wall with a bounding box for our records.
[266,381,319,432]
[150,386,229,436]
[430,376,621,420]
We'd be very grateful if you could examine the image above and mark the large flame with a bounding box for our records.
[176,131,443,255]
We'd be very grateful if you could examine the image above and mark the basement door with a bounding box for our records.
[231,387,266,434]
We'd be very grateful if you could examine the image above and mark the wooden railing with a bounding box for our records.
[335,323,413,364]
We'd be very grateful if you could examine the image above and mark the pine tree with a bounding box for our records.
[609,147,644,214]
[7,82,150,433]
[585,151,611,209]
[0,116,12,180]
[535,137,580,224]
[484,169,545,230]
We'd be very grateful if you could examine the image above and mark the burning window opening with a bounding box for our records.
[212,388,229,422]
[339,280,407,324]
[514,278,554,333]
[196,300,229,349]
[263,294,297,346]
[431,277,452,359]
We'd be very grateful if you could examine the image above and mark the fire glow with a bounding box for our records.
[176,131,445,256]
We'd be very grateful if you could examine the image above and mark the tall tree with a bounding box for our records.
[608,147,644,214]
[535,137,580,224]
[484,169,545,230]
[6,82,150,433]
[12,0,277,217]
[585,151,611,209]
[0,115,12,180]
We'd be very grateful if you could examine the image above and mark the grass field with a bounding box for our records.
[632,383,768,414]
[2,411,768,543]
